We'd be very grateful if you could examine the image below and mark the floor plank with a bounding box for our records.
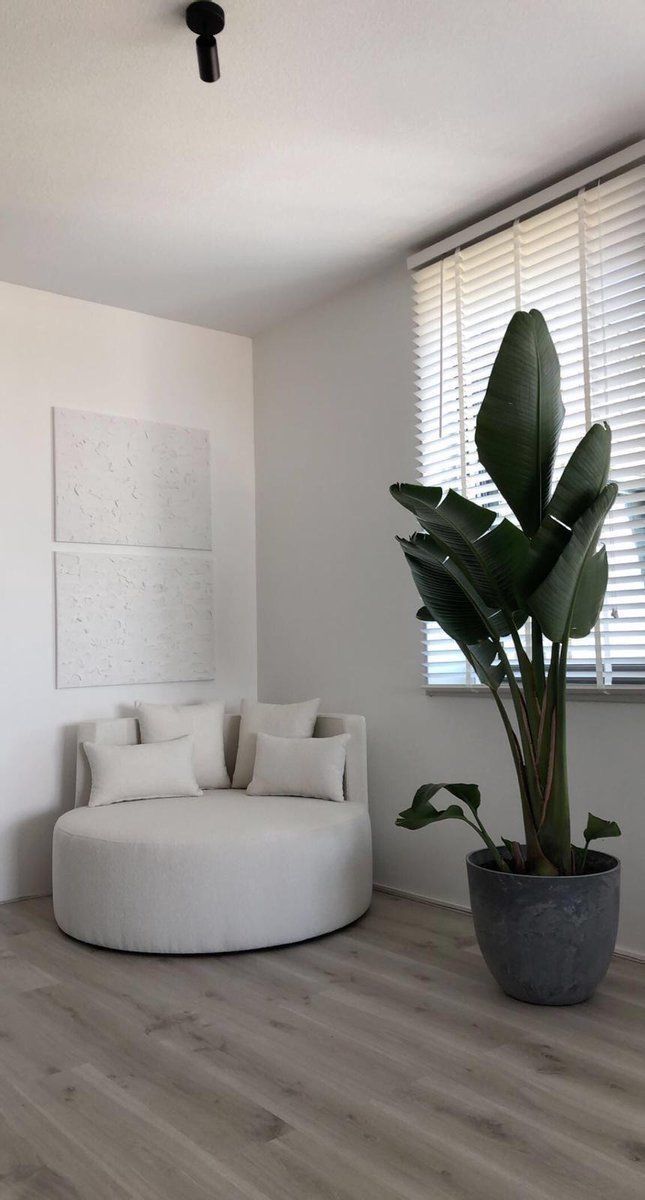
[0,893,642,1199]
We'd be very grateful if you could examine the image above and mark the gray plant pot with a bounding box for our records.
[466,848,620,1005]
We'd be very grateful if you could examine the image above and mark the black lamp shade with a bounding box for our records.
[196,33,220,82]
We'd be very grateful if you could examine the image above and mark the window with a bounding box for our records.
[410,151,645,690]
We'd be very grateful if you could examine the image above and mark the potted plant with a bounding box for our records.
[391,309,621,1006]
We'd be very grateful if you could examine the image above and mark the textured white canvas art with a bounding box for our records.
[54,408,212,549]
[55,552,215,687]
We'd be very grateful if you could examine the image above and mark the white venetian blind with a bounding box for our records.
[412,160,645,688]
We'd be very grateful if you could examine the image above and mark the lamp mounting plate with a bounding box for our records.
[185,1,225,37]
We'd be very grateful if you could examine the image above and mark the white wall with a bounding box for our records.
[0,282,257,902]
[254,263,645,957]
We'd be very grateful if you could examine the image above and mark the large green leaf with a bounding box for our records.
[475,310,564,535]
[576,812,621,872]
[397,782,482,831]
[526,515,570,593]
[527,422,612,589]
[398,783,510,872]
[569,547,608,638]
[400,538,508,689]
[391,483,530,616]
[397,534,490,644]
[583,813,621,846]
[528,484,617,641]
[546,422,611,526]
[473,517,532,615]
[467,640,507,690]
[398,532,512,639]
[391,483,493,541]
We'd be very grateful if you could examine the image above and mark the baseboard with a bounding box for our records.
[373,882,645,965]
[375,881,471,915]
[0,890,52,907]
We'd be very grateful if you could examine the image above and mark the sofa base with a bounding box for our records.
[53,792,373,954]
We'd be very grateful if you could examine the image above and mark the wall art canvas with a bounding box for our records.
[53,408,212,549]
[55,552,215,687]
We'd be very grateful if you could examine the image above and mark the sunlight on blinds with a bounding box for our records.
[412,163,645,688]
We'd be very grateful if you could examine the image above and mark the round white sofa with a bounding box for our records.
[52,713,372,953]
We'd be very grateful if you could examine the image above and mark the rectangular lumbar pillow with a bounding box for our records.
[247,732,349,803]
[232,698,321,789]
[136,700,230,790]
[83,736,202,808]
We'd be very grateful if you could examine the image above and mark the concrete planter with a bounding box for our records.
[466,848,620,1005]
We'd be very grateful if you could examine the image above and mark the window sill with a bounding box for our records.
[425,685,645,703]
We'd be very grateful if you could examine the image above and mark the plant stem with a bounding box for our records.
[531,619,546,702]
[510,630,541,740]
[538,637,572,872]
[463,642,540,856]
[488,688,538,843]
[497,644,544,827]
[462,640,558,875]
[462,815,510,873]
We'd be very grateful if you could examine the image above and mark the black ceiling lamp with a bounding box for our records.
[185,2,225,82]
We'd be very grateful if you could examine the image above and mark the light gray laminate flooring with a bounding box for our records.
[0,891,643,1199]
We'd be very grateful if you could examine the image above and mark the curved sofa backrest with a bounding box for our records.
[74,711,367,809]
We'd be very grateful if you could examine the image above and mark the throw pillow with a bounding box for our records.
[83,736,202,807]
[136,700,230,790]
[247,732,349,803]
[232,698,320,789]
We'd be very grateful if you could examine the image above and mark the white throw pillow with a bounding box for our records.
[83,736,202,808]
[247,732,349,803]
[136,701,230,790]
[232,698,321,789]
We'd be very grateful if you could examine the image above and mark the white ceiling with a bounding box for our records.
[1,1,643,336]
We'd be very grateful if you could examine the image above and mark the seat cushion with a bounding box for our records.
[55,790,362,844]
[53,792,372,953]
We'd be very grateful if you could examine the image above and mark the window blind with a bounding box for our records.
[412,160,645,689]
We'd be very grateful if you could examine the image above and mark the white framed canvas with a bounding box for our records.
[55,552,215,687]
[53,408,212,549]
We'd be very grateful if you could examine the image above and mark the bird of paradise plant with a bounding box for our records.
[391,309,621,875]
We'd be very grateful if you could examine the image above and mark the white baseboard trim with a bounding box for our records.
[373,882,645,965]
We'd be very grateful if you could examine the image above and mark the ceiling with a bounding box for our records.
[1,1,643,336]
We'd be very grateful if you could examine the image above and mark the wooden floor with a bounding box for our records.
[0,894,643,1200]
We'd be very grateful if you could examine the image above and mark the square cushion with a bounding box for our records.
[232,698,320,789]
[136,701,230,790]
[247,732,349,803]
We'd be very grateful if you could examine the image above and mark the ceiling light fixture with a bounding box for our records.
[185,2,225,83]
